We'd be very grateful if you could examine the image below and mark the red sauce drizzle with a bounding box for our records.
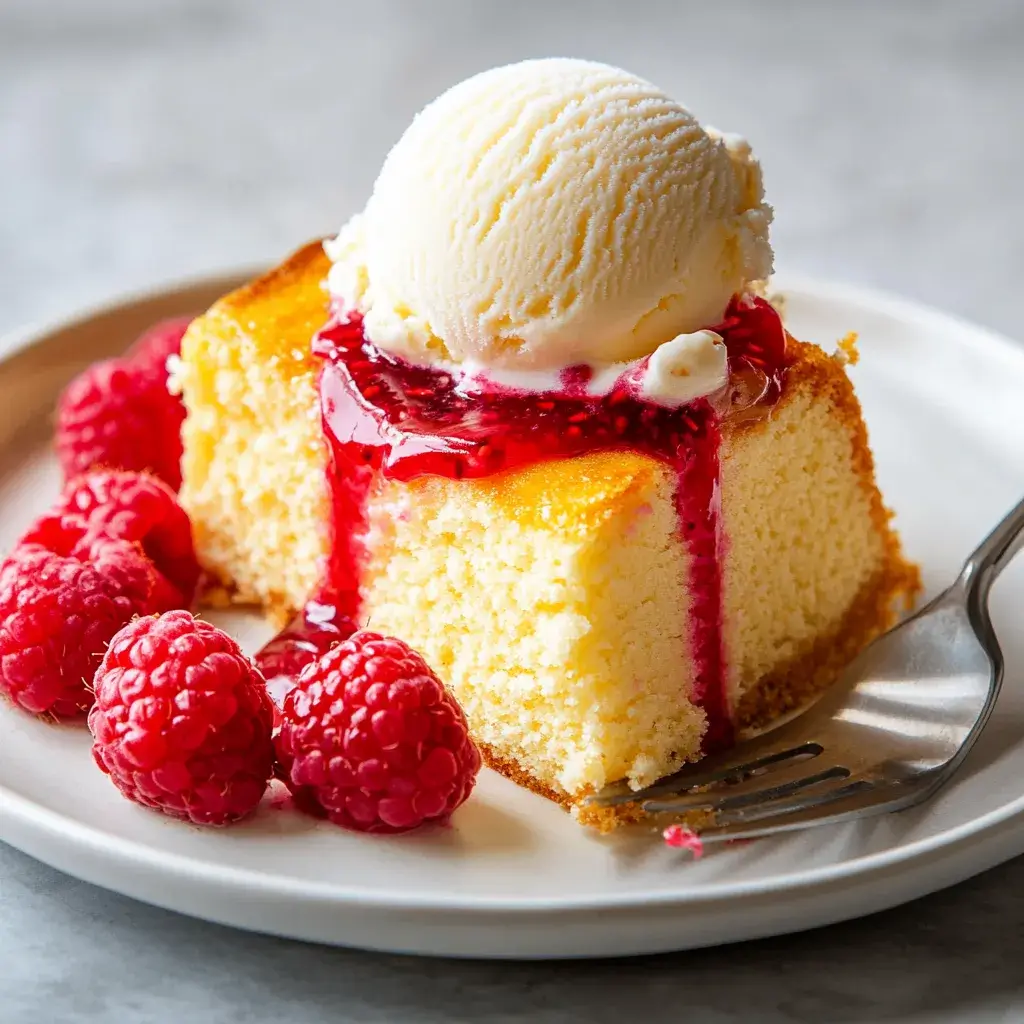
[256,296,787,751]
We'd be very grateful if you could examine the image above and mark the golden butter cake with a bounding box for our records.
[176,242,919,825]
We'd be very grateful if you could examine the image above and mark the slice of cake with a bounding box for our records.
[175,60,919,827]
[176,246,917,824]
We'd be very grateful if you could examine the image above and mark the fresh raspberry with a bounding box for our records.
[22,470,200,608]
[89,610,275,825]
[275,631,481,834]
[0,543,152,717]
[72,532,184,614]
[126,317,191,385]
[56,357,185,490]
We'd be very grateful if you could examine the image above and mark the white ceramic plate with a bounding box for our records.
[1,272,1023,959]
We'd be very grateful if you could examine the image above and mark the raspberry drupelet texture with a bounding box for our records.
[89,611,275,825]
[275,631,481,834]
[56,356,186,490]
[22,470,200,608]
[0,542,153,717]
[126,317,191,385]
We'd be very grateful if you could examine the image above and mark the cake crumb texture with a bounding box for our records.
[721,339,900,708]
[175,242,331,616]
[726,339,920,725]
[360,452,706,798]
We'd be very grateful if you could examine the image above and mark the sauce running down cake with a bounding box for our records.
[175,60,919,827]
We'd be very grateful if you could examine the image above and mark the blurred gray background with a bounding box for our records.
[2,1,1024,1022]
[3,0,1023,339]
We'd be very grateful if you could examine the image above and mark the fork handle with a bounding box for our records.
[960,493,1024,593]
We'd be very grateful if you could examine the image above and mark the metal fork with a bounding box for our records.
[588,494,1024,845]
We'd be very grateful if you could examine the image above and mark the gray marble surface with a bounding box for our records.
[2,0,1024,1020]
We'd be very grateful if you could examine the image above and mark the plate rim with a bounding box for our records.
[2,267,1024,919]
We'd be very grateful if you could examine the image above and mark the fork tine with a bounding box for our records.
[709,778,876,827]
[673,776,932,846]
[641,762,851,814]
[589,737,824,808]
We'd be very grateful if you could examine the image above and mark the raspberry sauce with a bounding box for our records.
[256,296,787,750]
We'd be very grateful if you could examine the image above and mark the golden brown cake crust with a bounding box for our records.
[212,239,330,370]
[478,743,649,832]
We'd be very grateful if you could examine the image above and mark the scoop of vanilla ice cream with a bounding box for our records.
[326,58,773,374]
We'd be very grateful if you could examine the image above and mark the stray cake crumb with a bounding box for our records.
[833,332,860,366]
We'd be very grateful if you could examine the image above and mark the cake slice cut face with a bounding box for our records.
[177,242,919,824]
